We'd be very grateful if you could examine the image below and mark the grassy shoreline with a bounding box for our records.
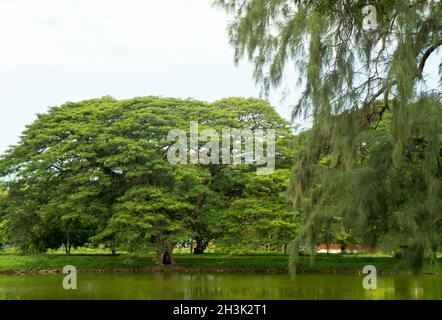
[1,252,442,275]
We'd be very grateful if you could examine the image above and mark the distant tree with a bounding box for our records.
[219,169,300,252]
[0,185,7,249]
[184,97,296,254]
[188,166,247,254]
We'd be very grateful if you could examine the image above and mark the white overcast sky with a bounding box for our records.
[0,0,439,154]
[0,0,296,153]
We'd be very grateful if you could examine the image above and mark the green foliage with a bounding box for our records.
[2,251,441,274]
[219,169,300,251]
[0,96,296,263]
[0,186,7,249]
[217,0,442,272]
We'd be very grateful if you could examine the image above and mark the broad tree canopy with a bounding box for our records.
[0,96,295,263]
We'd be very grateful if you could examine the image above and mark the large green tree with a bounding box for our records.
[217,0,442,271]
[183,97,296,254]
[219,168,300,253]
[0,97,205,257]
[0,96,295,263]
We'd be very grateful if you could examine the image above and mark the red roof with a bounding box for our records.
[315,244,380,252]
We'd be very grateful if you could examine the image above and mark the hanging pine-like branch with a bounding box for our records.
[216,0,442,272]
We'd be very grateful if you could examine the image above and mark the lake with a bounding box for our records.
[0,273,441,300]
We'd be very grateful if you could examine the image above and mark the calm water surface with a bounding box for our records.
[0,273,441,300]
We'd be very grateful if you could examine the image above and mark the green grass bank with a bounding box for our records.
[1,251,441,274]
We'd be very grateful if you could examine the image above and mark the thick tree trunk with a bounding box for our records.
[193,237,208,254]
[155,242,176,265]
[163,246,174,265]
[111,237,117,256]
[282,243,287,255]
[193,246,204,254]
[65,234,71,256]
[340,244,346,254]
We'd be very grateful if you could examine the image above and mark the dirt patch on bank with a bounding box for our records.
[1,266,439,275]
